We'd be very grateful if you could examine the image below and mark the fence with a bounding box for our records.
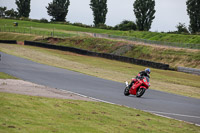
[177,67,200,75]
[92,33,200,49]
[0,26,80,38]
[24,41,170,70]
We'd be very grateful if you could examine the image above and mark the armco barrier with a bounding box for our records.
[0,40,17,44]
[177,67,200,75]
[24,41,91,55]
[24,41,169,70]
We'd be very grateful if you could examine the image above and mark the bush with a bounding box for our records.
[95,23,114,30]
[176,23,189,34]
[40,18,48,23]
[114,20,137,31]
[73,22,92,28]
[96,23,107,29]
[50,21,70,25]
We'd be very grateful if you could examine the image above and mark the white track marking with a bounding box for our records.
[143,110,200,119]
[58,88,200,126]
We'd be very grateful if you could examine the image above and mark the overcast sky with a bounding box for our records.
[0,0,189,32]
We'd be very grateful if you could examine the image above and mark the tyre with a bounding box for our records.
[136,88,145,97]
[124,87,130,96]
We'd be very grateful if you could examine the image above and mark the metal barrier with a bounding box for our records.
[0,40,17,44]
[177,67,200,75]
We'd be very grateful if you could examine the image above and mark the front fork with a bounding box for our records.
[126,79,135,88]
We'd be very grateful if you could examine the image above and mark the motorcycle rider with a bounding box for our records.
[128,68,151,88]
[137,68,151,78]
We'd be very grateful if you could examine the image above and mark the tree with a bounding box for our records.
[5,8,18,18]
[15,0,31,18]
[133,0,156,31]
[186,0,200,33]
[90,0,108,27]
[46,0,70,22]
[0,6,7,18]
[114,20,137,31]
[176,23,189,34]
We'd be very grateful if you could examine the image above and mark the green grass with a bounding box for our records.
[0,92,199,133]
[0,32,41,41]
[0,26,81,39]
[1,18,200,44]
[0,43,200,99]
[0,72,17,79]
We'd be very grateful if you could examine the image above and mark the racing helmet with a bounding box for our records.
[145,68,151,74]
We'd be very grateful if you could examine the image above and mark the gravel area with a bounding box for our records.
[0,79,95,101]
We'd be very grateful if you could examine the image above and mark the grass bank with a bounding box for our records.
[0,92,199,133]
[0,43,200,99]
[0,32,199,69]
[1,18,200,44]
[41,36,200,69]
[0,32,42,41]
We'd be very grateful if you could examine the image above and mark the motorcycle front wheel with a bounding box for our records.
[124,87,130,96]
[136,88,146,97]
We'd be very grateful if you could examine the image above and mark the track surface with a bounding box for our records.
[0,52,200,125]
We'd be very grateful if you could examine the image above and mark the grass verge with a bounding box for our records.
[0,92,199,133]
[0,72,17,79]
[0,43,200,99]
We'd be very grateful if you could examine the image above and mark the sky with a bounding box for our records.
[0,0,190,32]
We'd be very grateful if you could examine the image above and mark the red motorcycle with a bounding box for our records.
[124,76,150,97]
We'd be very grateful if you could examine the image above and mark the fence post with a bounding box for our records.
[53,28,54,37]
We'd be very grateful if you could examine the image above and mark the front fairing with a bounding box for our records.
[129,80,142,95]
[142,77,150,88]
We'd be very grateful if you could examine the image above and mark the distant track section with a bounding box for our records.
[87,32,200,49]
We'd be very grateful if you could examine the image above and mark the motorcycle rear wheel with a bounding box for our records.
[136,88,145,97]
[124,87,130,96]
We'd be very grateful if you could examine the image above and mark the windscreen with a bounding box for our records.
[144,76,149,82]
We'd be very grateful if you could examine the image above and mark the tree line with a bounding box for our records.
[0,0,199,33]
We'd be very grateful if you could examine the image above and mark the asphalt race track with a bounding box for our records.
[0,52,200,125]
